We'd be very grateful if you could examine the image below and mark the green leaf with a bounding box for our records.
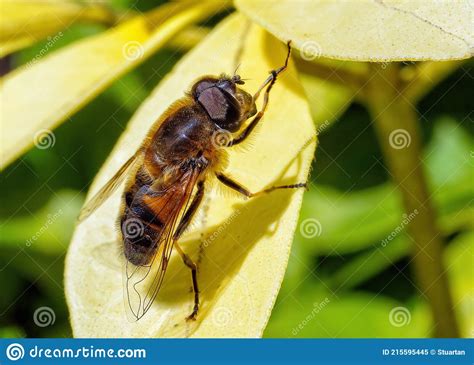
[0,326,25,338]
[65,14,316,338]
[425,117,473,186]
[445,231,474,337]
[265,286,430,337]
[0,190,83,254]
[299,118,473,255]
[299,184,401,255]
[325,235,410,291]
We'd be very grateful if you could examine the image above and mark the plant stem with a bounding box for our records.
[402,60,467,103]
[365,64,459,337]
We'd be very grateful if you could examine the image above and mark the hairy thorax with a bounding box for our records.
[145,103,223,177]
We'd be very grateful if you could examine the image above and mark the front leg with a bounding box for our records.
[230,41,292,146]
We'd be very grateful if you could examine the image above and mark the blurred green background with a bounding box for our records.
[0,0,472,338]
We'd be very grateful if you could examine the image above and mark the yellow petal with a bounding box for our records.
[0,0,115,57]
[0,1,228,169]
[235,0,473,61]
[65,14,316,338]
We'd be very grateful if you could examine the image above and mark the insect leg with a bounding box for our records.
[230,41,292,147]
[228,108,264,146]
[174,242,200,321]
[173,181,205,240]
[216,172,306,198]
[173,180,204,321]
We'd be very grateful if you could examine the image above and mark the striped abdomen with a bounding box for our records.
[119,164,195,266]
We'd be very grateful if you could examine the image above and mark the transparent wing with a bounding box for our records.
[124,167,200,321]
[78,152,142,223]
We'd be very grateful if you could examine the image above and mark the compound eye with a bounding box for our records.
[197,87,228,122]
[194,80,216,96]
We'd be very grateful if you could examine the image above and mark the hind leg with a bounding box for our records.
[173,181,204,321]
[215,172,306,198]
